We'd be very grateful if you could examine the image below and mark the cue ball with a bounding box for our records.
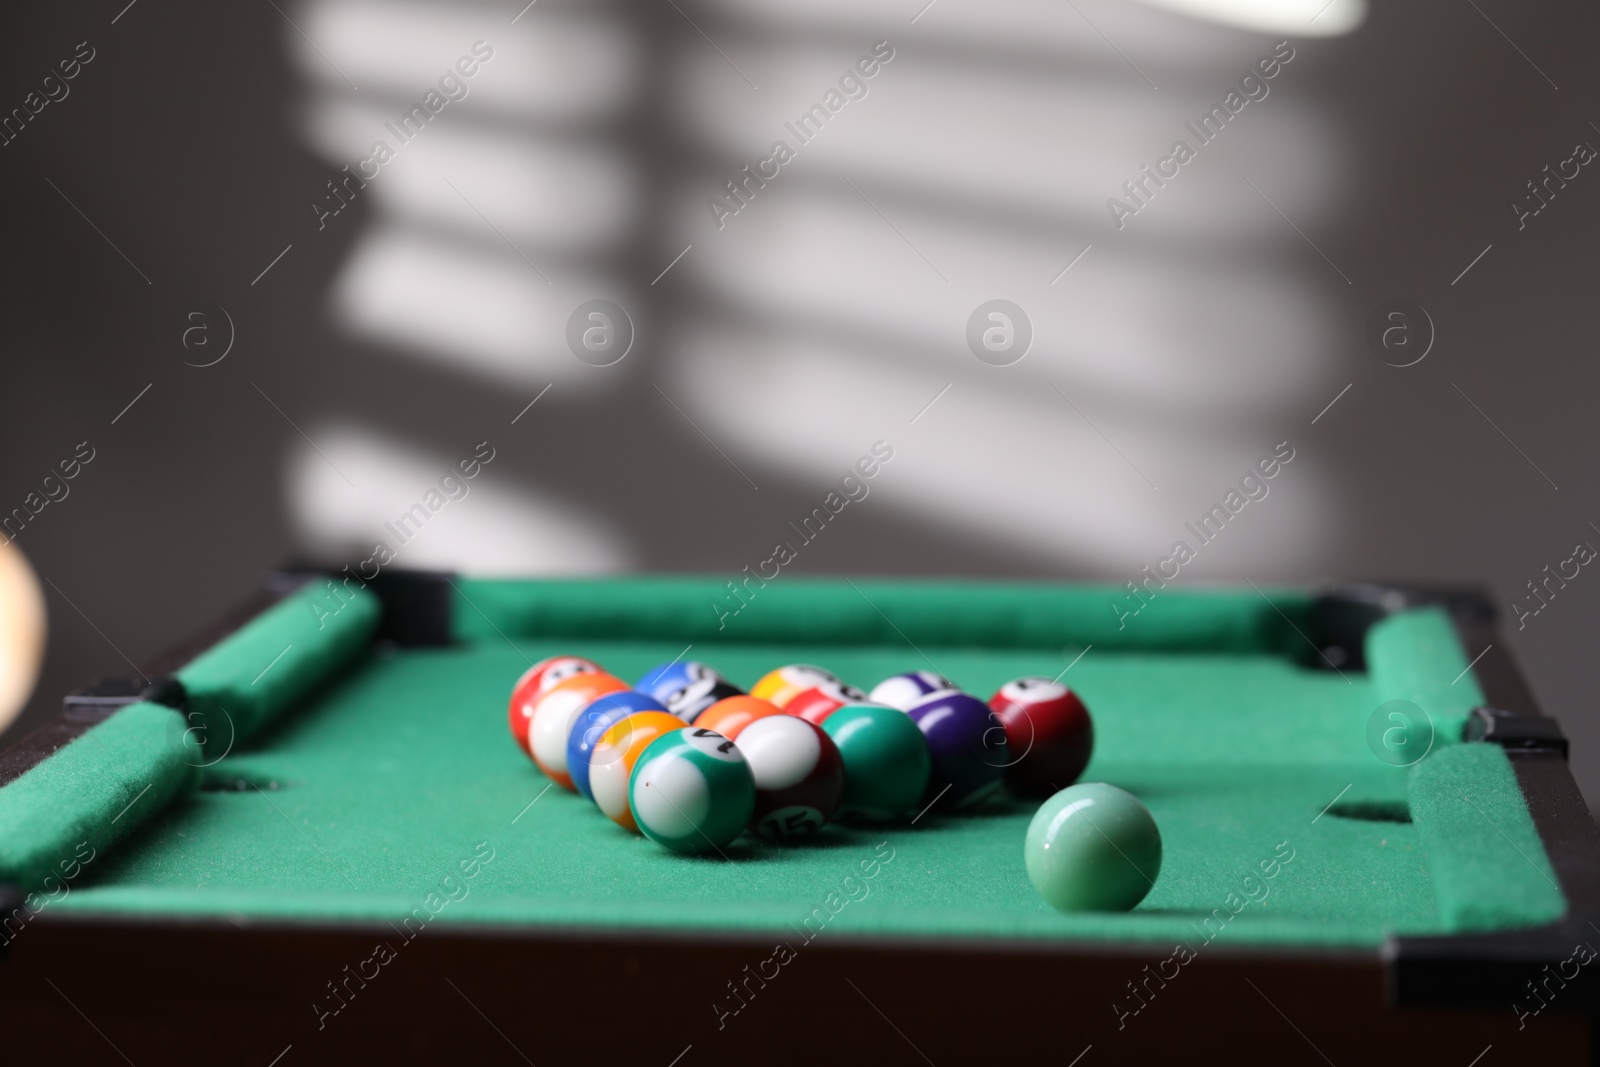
[786,680,871,726]
[821,703,932,824]
[906,690,1008,810]
[988,677,1095,796]
[693,695,787,740]
[528,672,630,790]
[508,656,601,756]
[869,670,957,711]
[567,691,670,801]
[750,664,839,709]
[636,660,744,723]
[1025,783,1161,912]
[735,714,844,840]
[0,539,44,737]
[629,728,757,854]
[590,711,690,831]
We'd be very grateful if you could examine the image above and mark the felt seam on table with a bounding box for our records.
[173,583,381,752]
[0,703,201,892]
[452,577,1315,654]
[1407,744,1565,932]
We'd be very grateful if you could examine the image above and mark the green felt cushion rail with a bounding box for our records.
[0,703,200,892]
[452,576,1313,655]
[1409,744,1565,931]
[1367,607,1485,748]
[174,581,381,755]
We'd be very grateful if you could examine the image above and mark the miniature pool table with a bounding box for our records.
[0,572,1596,1064]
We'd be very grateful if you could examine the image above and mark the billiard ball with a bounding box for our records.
[988,677,1094,796]
[628,727,757,854]
[528,672,630,789]
[589,711,689,831]
[636,660,744,723]
[869,670,957,711]
[821,703,932,824]
[508,656,601,756]
[567,691,670,801]
[637,659,698,700]
[750,664,839,709]
[906,690,1008,810]
[786,680,872,726]
[1024,783,1161,911]
[735,714,844,840]
[693,695,787,740]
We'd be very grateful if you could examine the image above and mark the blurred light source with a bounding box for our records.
[1130,0,1366,36]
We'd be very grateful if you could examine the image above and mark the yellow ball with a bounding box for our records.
[589,712,691,831]
[749,664,837,709]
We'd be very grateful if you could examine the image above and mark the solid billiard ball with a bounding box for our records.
[750,664,839,709]
[735,714,844,840]
[528,672,630,790]
[628,727,757,854]
[589,711,689,831]
[821,703,932,824]
[869,670,957,711]
[636,660,744,723]
[567,691,670,801]
[988,677,1095,797]
[1025,783,1161,912]
[786,680,871,726]
[693,695,787,740]
[907,690,1008,810]
[508,656,601,756]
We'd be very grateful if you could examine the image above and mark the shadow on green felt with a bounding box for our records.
[1324,799,1411,823]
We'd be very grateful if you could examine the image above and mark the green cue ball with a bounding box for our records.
[821,703,932,824]
[628,727,756,854]
[1024,783,1161,912]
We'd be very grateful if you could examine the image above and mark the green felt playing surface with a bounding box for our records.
[41,585,1563,948]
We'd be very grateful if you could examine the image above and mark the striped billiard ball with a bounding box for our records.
[527,672,630,790]
[628,728,756,854]
[735,714,844,840]
[822,703,932,824]
[869,670,957,711]
[636,660,744,723]
[907,690,1008,811]
[988,677,1094,797]
[750,664,839,709]
[589,711,691,831]
[567,691,670,801]
[785,680,871,726]
[508,656,602,756]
